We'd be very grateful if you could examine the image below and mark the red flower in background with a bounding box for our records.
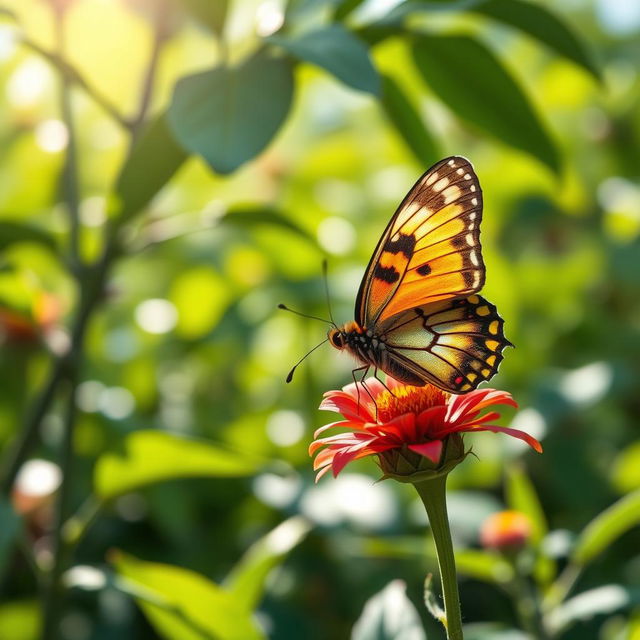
[310,377,542,481]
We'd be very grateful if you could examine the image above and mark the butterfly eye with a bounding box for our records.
[329,330,344,349]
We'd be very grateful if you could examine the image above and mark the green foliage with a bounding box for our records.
[351,580,426,640]
[114,114,188,222]
[470,0,600,80]
[168,48,294,174]
[0,0,637,638]
[571,490,640,566]
[380,74,441,166]
[269,25,380,95]
[223,516,312,611]
[114,551,264,640]
[412,35,559,172]
[94,431,264,500]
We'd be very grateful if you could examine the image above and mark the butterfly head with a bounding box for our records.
[328,328,345,350]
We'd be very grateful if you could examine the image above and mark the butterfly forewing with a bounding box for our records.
[355,156,484,327]
[378,295,511,393]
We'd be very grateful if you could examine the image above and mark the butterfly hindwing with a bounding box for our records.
[377,295,511,393]
[355,156,484,327]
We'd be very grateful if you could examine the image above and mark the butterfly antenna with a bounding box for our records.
[277,304,334,327]
[286,339,328,383]
[322,259,337,327]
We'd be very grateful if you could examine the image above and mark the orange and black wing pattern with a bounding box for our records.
[355,156,484,326]
[379,295,512,393]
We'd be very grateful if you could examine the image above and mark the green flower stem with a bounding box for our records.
[414,474,464,640]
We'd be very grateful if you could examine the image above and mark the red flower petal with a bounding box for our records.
[408,440,444,464]
[471,425,543,453]
[320,390,374,422]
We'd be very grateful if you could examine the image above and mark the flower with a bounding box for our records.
[480,510,533,551]
[309,377,542,482]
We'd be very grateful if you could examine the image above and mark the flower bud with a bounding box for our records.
[480,510,532,551]
[378,434,468,483]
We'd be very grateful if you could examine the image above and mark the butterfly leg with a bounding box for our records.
[351,365,376,418]
[372,367,396,397]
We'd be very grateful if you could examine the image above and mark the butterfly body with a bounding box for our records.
[328,155,511,394]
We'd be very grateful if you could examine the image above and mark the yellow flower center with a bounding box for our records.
[376,384,449,423]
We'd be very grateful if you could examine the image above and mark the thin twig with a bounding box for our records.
[129,0,170,140]
[54,10,81,270]
[19,37,131,130]
[41,372,78,640]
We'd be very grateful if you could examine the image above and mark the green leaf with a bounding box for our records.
[333,0,367,21]
[94,431,263,501]
[0,600,40,640]
[612,441,640,493]
[167,48,294,175]
[113,552,263,640]
[224,516,312,611]
[269,25,380,95]
[547,585,640,635]
[380,73,440,166]
[0,222,57,253]
[571,489,640,565]
[411,34,560,172]
[0,499,21,576]
[351,579,426,640]
[183,0,228,36]
[113,113,188,221]
[505,464,547,544]
[472,0,600,80]
[170,266,230,339]
[455,549,514,584]
[222,206,315,243]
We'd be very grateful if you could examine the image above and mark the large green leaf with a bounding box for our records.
[0,222,57,253]
[351,580,426,640]
[380,73,440,166]
[94,431,263,500]
[269,25,380,95]
[505,464,547,544]
[571,489,640,565]
[411,34,559,172]
[222,206,315,243]
[471,0,600,80]
[378,0,599,79]
[224,516,312,611]
[167,48,294,174]
[113,552,263,640]
[183,0,228,36]
[114,113,188,221]
[547,585,640,635]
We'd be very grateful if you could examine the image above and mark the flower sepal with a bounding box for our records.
[378,434,468,484]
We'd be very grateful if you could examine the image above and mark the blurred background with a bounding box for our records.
[0,0,639,638]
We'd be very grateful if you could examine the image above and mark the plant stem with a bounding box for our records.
[129,0,169,139]
[54,7,81,269]
[508,562,551,640]
[41,373,78,640]
[414,474,464,640]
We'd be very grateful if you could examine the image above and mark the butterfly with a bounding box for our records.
[325,155,511,394]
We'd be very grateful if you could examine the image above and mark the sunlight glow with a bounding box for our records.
[134,298,178,334]
[266,410,305,447]
[35,119,69,153]
[317,216,356,255]
[560,362,613,406]
[301,473,398,529]
[253,473,302,508]
[15,459,62,497]
[6,58,51,107]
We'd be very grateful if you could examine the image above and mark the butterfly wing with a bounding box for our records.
[355,156,484,327]
[378,295,511,393]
